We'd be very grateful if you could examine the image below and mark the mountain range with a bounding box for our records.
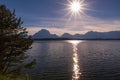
[32,29,120,40]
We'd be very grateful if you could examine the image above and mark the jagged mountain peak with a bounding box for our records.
[32,29,58,39]
[61,33,73,38]
[37,29,50,34]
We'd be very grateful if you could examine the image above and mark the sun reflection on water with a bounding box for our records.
[68,40,82,80]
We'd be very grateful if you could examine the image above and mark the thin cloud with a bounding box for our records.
[25,15,120,35]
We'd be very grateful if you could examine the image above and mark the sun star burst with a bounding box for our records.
[67,0,85,16]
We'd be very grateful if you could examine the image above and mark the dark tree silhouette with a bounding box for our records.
[0,5,35,75]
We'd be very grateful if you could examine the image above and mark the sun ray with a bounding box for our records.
[58,0,90,30]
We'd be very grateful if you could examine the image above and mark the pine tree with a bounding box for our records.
[0,5,35,75]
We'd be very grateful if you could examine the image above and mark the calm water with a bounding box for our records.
[26,40,120,80]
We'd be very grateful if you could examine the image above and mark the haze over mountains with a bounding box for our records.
[32,29,120,39]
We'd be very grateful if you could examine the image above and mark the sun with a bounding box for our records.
[70,1,82,13]
[67,0,85,16]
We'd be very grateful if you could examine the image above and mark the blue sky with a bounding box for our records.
[1,0,120,35]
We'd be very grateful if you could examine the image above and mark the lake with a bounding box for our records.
[26,40,120,80]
